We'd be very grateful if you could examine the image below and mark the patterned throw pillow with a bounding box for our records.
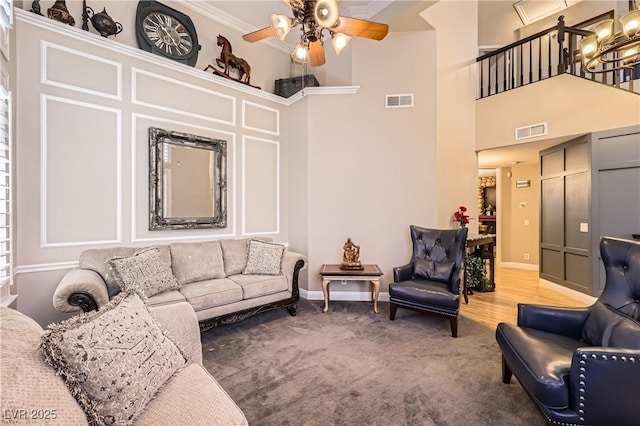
[39,292,186,425]
[108,246,179,298]
[243,239,285,275]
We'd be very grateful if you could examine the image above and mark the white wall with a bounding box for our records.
[14,10,290,326]
[295,29,439,298]
[421,1,479,231]
[477,74,640,152]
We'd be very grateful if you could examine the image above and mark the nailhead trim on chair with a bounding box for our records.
[546,354,638,426]
[561,352,638,426]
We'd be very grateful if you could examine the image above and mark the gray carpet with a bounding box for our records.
[201,299,542,426]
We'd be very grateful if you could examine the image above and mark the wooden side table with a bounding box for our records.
[319,264,383,314]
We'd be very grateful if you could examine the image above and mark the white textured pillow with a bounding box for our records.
[39,292,186,425]
[243,239,285,275]
[108,246,179,298]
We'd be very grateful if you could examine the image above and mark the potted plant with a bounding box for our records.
[465,253,494,292]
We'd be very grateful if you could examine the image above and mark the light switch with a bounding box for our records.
[524,219,529,226]
[580,223,589,233]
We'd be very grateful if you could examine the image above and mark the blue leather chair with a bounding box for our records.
[496,237,640,425]
[389,226,468,337]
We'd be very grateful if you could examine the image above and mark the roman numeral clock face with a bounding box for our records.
[143,13,192,57]
[136,1,200,67]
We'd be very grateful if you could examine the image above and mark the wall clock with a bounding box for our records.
[135,1,200,67]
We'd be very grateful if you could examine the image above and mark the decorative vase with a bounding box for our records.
[85,6,123,38]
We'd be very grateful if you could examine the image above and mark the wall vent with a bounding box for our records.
[515,122,548,140]
[386,94,413,108]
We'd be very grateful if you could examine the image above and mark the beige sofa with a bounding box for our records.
[0,301,248,425]
[53,238,306,330]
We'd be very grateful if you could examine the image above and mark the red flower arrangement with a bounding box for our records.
[453,206,469,227]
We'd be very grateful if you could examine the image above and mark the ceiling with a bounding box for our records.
[200,1,577,169]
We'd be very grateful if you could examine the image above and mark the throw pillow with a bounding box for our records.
[108,246,180,298]
[39,292,186,426]
[412,258,455,283]
[581,301,624,346]
[609,315,640,349]
[243,239,285,275]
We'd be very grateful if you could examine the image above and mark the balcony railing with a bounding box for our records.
[477,16,640,99]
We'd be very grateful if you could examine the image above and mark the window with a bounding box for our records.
[0,0,12,307]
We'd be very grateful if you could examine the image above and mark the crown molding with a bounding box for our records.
[341,1,394,20]
[174,0,294,54]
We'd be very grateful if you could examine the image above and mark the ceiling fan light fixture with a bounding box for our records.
[314,0,339,28]
[291,42,310,63]
[270,13,292,41]
[331,32,351,55]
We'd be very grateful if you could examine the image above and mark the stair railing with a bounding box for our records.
[477,16,639,99]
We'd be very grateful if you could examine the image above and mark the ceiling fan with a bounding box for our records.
[242,0,389,67]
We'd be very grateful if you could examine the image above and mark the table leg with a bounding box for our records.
[322,278,331,313]
[370,279,380,314]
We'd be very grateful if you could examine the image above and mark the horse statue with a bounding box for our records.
[215,35,251,85]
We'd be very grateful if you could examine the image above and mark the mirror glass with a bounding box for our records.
[149,127,227,230]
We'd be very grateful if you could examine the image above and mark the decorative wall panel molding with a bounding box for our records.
[242,100,279,136]
[18,9,360,106]
[15,261,79,275]
[130,113,237,243]
[132,68,236,126]
[40,95,122,248]
[41,40,122,100]
[242,136,279,236]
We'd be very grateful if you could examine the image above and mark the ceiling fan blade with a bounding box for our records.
[242,26,274,42]
[333,16,389,41]
[309,40,326,67]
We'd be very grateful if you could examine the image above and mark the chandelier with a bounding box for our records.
[579,3,640,73]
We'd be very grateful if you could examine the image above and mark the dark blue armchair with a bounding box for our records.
[389,226,468,337]
[496,237,640,425]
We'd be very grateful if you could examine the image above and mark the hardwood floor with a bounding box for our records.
[460,265,592,330]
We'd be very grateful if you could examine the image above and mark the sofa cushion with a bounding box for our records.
[496,323,581,409]
[412,258,455,283]
[389,280,459,311]
[179,278,243,311]
[40,292,186,425]
[243,239,285,275]
[108,246,180,298]
[0,308,87,423]
[581,301,624,346]
[136,364,248,426]
[229,274,288,299]
[80,247,135,297]
[170,241,226,284]
[220,238,251,276]
[146,289,187,307]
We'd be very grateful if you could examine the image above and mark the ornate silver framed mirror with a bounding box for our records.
[149,127,227,230]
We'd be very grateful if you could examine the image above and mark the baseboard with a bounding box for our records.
[499,262,539,271]
[539,279,597,304]
[300,289,390,303]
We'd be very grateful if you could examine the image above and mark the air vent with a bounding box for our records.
[386,94,413,109]
[515,122,548,140]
